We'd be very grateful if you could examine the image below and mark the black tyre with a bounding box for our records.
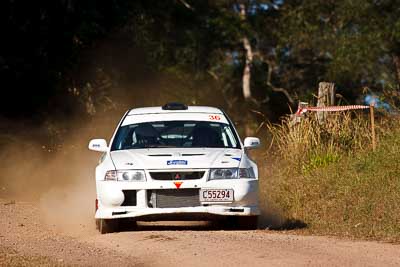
[118,218,138,232]
[99,219,118,234]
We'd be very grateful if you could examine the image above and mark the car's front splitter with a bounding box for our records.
[95,205,260,220]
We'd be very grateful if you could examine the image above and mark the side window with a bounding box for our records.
[222,131,228,147]
[224,125,237,147]
[112,124,138,150]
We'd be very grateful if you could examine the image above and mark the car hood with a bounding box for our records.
[110,148,243,170]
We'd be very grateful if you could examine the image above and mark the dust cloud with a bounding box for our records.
[0,114,120,235]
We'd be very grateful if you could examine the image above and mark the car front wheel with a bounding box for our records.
[98,219,118,234]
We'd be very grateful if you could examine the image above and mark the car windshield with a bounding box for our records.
[111,121,240,150]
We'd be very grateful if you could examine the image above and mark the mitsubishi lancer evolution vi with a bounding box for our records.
[88,103,261,233]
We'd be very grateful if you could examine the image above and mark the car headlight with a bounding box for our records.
[238,167,256,178]
[104,170,117,181]
[104,170,146,181]
[208,168,255,180]
[209,168,238,180]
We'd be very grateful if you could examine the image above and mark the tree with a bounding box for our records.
[279,0,400,91]
[0,0,136,116]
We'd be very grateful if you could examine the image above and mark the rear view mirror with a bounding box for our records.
[88,139,108,152]
[243,137,261,149]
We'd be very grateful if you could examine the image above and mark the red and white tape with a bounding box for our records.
[296,105,370,115]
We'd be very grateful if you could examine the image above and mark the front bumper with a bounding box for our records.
[96,206,259,220]
[95,179,259,220]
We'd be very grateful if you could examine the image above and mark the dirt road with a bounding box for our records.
[1,199,400,267]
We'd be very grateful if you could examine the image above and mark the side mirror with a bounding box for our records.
[243,137,261,149]
[88,139,108,152]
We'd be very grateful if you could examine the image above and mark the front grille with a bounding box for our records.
[150,171,205,180]
[121,190,137,206]
[149,189,200,208]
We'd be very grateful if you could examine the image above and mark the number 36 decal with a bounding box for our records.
[209,115,221,120]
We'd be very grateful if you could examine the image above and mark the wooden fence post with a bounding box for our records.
[370,104,376,151]
[291,101,308,124]
[317,82,336,123]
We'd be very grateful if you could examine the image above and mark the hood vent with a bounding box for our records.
[147,154,173,157]
[181,153,205,156]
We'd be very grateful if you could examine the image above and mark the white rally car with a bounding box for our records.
[89,103,261,233]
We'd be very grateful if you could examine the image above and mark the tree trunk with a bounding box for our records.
[239,4,253,101]
[242,37,253,100]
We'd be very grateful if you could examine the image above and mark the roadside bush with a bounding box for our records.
[263,111,400,241]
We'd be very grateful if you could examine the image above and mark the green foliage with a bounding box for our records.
[0,0,138,116]
[302,152,341,174]
[2,0,400,121]
[280,0,400,88]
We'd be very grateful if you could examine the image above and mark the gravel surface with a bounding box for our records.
[1,198,400,267]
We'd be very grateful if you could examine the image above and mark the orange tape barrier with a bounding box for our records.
[296,105,370,115]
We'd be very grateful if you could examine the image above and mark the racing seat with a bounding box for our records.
[191,126,223,147]
[133,123,160,147]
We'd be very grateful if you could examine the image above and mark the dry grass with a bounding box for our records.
[262,111,400,241]
[267,112,372,171]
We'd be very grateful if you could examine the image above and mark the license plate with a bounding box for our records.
[199,189,234,202]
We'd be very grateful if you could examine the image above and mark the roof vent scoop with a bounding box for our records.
[162,102,188,110]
